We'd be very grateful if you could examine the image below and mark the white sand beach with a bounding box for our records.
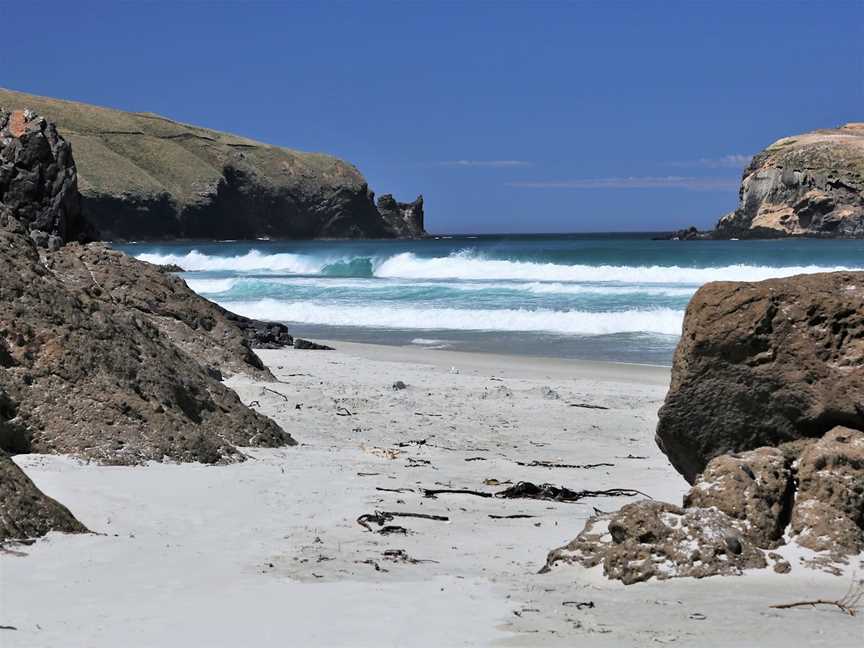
[2,342,862,647]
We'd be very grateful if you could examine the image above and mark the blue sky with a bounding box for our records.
[5,1,861,233]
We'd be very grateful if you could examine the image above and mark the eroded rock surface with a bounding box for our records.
[685,447,792,548]
[656,271,864,482]
[0,229,293,464]
[714,123,864,238]
[791,427,864,555]
[544,501,766,585]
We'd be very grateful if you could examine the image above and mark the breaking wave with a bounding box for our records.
[214,299,685,336]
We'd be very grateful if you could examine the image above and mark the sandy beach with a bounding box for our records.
[2,342,862,647]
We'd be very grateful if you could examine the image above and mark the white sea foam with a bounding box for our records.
[183,278,237,293]
[136,250,324,273]
[215,299,685,335]
[372,252,855,284]
[138,249,857,285]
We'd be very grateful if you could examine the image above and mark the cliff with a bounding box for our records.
[714,122,864,238]
[0,88,424,241]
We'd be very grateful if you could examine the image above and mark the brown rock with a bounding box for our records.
[543,500,766,584]
[0,229,294,464]
[791,426,864,554]
[656,271,864,482]
[685,447,793,547]
[0,450,88,541]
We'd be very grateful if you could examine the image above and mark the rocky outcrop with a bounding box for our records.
[714,123,864,238]
[545,432,864,583]
[655,271,864,483]
[0,108,93,248]
[0,88,426,241]
[791,427,864,556]
[376,194,424,238]
[0,227,294,464]
[0,389,88,541]
[0,450,88,541]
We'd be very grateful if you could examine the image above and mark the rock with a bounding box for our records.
[656,271,864,482]
[392,380,407,390]
[294,338,334,350]
[653,226,712,241]
[42,243,275,379]
[376,193,425,238]
[544,500,766,585]
[0,108,93,246]
[714,123,864,239]
[684,447,793,548]
[0,228,294,464]
[540,386,560,400]
[790,427,864,555]
[156,263,184,273]
[0,450,89,541]
[221,311,294,349]
[0,88,425,241]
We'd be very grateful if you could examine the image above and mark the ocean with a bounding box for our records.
[119,234,864,365]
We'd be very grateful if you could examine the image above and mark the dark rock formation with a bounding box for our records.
[0,87,426,241]
[714,123,864,238]
[653,226,712,241]
[0,388,88,541]
[376,193,425,238]
[0,108,93,247]
[293,338,334,350]
[655,271,864,482]
[0,228,294,464]
[221,311,294,349]
[0,450,89,541]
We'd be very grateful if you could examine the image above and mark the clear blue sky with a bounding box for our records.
[5,1,861,234]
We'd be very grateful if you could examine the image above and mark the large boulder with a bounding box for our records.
[655,271,864,482]
[0,228,294,464]
[714,123,864,238]
[0,108,93,246]
[0,87,426,241]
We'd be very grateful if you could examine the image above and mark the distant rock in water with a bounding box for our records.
[376,193,424,239]
[656,270,864,482]
[653,226,712,241]
[714,123,864,238]
[0,87,426,241]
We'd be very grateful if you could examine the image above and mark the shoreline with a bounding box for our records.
[3,343,860,646]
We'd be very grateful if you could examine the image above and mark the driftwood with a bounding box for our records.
[422,488,493,499]
[376,487,415,493]
[562,601,595,609]
[357,510,450,533]
[770,582,863,616]
[383,549,439,564]
[489,514,535,519]
[335,407,353,416]
[568,402,609,410]
[262,387,288,401]
[515,460,614,469]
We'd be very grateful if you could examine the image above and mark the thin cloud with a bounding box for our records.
[508,176,739,191]
[669,154,752,169]
[438,160,533,168]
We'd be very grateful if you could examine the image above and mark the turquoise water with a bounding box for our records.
[119,234,864,365]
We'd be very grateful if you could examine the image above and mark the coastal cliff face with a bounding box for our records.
[715,123,864,238]
[0,88,425,241]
